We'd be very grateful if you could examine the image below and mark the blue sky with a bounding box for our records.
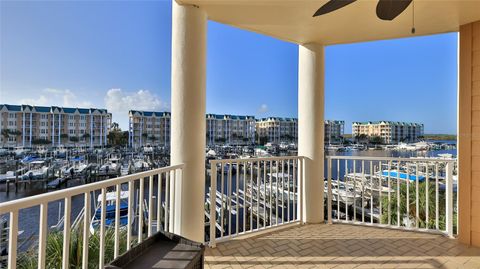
[0,0,458,134]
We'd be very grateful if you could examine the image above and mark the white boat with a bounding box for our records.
[22,160,49,180]
[99,155,121,176]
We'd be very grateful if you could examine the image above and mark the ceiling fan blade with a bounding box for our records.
[376,0,412,21]
[313,0,357,17]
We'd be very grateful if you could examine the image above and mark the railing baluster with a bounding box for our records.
[378,161,382,225]
[269,160,273,226]
[170,170,176,233]
[127,181,133,250]
[425,164,429,229]
[327,158,332,224]
[236,162,240,235]
[220,163,224,236]
[263,160,267,226]
[370,161,373,224]
[446,162,454,237]
[353,160,356,222]
[406,163,410,227]
[8,210,18,269]
[415,162,419,229]
[275,160,279,226]
[62,197,71,269]
[299,158,304,223]
[362,160,365,223]
[250,160,254,231]
[243,162,246,233]
[148,175,154,237]
[435,163,439,230]
[157,172,162,232]
[228,161,232,237]
[38,203,48,269]
[292,159,296,222]
[257,161,261,229]
[387,161,391,225]
[345,159,348,221]
[114,184,121,258]
[209,164,217,247]
[283,160,287,224]
[337,159,340,221]
[99,189,106,268]
[138,177,144,243]
[82,192,90,269]
[287,159,291,223]
[397,161,401,227]
[165,172,170,233]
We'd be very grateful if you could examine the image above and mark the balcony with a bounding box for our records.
[2,155,475,268]
[205,224,480,269]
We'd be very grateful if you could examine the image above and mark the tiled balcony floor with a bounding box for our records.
[205,224,480,269]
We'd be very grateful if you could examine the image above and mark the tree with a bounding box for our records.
[69,136,79,147]
[82,133,91,142]
[369,136,384,145]
[60,133,69,144]
[1,129,10,140]
[32,138,51,145]
[107,123,128,147]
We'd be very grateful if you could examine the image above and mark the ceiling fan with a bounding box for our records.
[313,0,413,21]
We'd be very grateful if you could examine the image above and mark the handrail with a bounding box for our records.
[325,155,457,237]
[326,155,456,162]
[0,164,184,213]
[210,155,304,164]
[208,155,305,247]
[1,164,184,269]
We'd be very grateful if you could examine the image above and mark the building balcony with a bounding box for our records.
[2,155,474,268]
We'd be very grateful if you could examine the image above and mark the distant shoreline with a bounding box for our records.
[343,134,457,141]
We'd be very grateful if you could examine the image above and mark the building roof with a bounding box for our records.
[178,0,480,45]
[353,121,423,126]
[0,104,110,114]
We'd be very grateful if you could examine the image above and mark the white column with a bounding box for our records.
[100,116,103,147]
[171,1,206,242]
[29,113,32,147]
[58,114,61,146]
[298,44,325,223]
[22,112,25,147]
[90,114,93,148]
[51,113,55,146]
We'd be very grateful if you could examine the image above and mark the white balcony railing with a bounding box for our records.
[325,156,457,237]
[0,164,183,269]
[207,156,305,247]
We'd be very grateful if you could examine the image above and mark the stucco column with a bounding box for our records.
[298,44,325,223]
[171,1,207,242]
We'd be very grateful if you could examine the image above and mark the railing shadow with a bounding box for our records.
[205,223,480,268]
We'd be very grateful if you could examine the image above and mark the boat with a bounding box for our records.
[63,156,88,176]
[22,160,49,180]
[143,144,154,153]
[99,154,121,176]
[14,147,28,157]
[90,191,130,234]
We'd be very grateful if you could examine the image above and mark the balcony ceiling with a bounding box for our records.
[176,0,480,45]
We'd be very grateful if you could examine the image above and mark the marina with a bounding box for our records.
[0,140,457,265]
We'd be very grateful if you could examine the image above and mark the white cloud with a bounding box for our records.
[19,88,93,108]
[104,88,168,129]
[258,104,269,114]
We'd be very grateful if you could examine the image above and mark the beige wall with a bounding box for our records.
[459,20,480,247]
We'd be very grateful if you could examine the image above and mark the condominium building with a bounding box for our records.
[256,117,298,144]
[128,110,171,149]
[0,104,111,148]
[325,120,345,144]
[128,111,255,148]
[352,121,424,144]
[206,114,256,145]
